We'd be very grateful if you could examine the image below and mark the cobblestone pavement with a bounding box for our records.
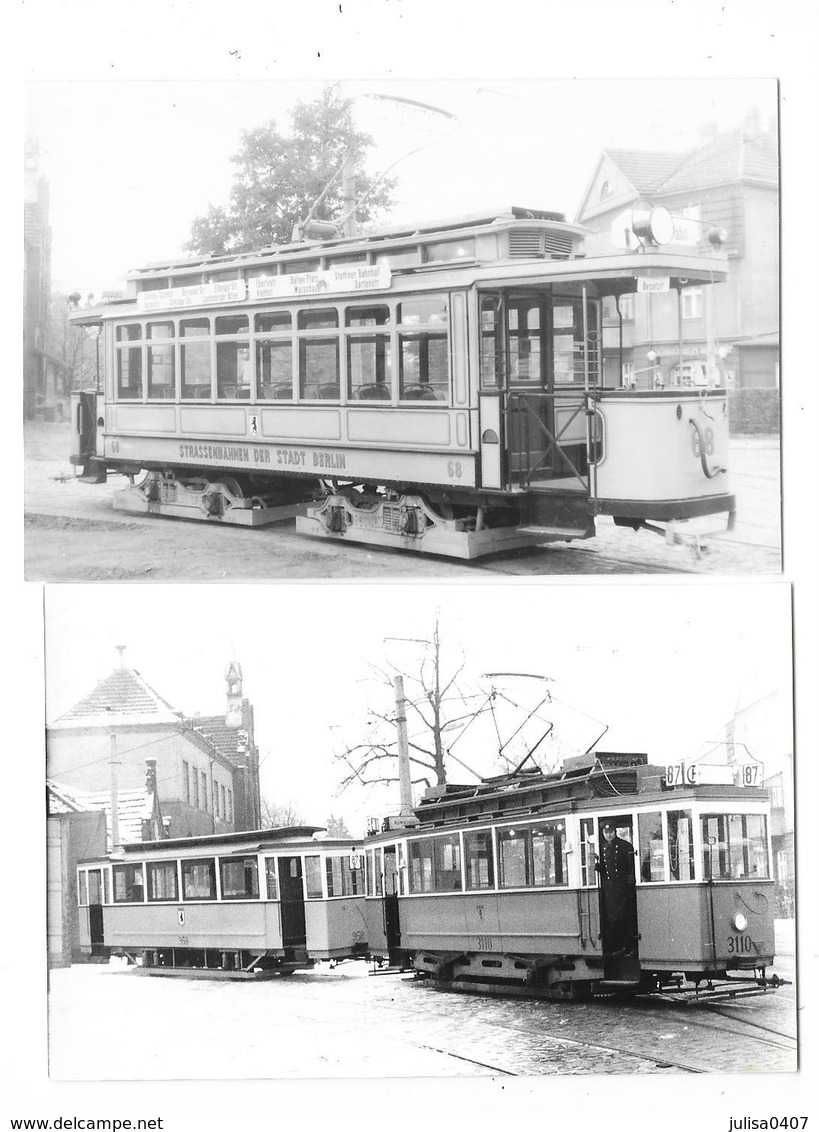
[24,423,780,580]
[48,944,796,1080]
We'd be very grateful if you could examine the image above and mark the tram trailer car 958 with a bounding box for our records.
[76,827,369,978]
[361,754,783,1001]
[69,206,735,559]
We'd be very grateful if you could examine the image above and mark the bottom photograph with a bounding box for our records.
[43,582,796,1079]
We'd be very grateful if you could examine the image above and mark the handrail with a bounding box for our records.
[503,388,594,490]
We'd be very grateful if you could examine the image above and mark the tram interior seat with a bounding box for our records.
[260,383,293,400]
[356,384,391,401]
[402,384,439,401]
[183,385,211,399]
[318,383,341,400]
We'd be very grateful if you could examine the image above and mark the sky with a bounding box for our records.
[43,581,793,836]
[25,76,778,294]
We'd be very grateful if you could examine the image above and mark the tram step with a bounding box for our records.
[522,492,594,536]
[517,525,591,540]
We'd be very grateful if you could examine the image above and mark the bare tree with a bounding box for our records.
[260,797,305,828]
[333,616,491,797]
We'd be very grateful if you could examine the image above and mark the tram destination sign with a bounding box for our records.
[248,264,391,300]
[137,279,247,312]
[664,762,763,787]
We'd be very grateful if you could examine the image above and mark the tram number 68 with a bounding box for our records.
[691,426,715,458]
[727,934,753,954]
[447,460,463,479]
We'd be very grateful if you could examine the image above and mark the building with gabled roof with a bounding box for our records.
[47,652,262,842]
[576,112,779,399]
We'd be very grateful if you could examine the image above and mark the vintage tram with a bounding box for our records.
[360,753,781,1000]
[69,205,734,559]
[76,826,368,977]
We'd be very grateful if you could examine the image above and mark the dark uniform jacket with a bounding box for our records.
[598,835,635,885]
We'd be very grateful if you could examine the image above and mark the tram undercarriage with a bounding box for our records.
[127,945,311,979]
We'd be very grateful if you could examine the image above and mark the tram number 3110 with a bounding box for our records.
[475,935,494,951]
[727,934,754,955]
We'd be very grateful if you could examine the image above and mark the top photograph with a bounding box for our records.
[23,78,780,579]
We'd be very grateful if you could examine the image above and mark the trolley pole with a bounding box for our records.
[394,676,414,818]
[342,152,357,238]
[109,732,120,850]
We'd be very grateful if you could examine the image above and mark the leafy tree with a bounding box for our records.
[47,290,100,394]
[186,85,396,255]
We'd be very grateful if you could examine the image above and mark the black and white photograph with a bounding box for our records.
[8,0,819,1129]
[44,582,795,1080]
[24,73,782,578]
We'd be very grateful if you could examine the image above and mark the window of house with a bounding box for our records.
[220,785,227,819]
[112,863,145,903]
[227,789,233,822]
[552,297,601,384]
[638,811,665,882]
[78,871,88,906]
[776,850,788,883]
[193,768,200,809]
[464,828,495,890]
[147,861,178,901]
[220,856,260,899]
[183,760,190,805]
[668,809,695,881]
[200,771,208,812]
[621,361,636,388]
[181,858,217,900]
[681,286,703,319]
[304,855,323,899]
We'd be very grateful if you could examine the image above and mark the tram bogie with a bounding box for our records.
[69,206,735,559]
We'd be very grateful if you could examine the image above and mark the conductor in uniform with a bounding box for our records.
[597,821,637,955]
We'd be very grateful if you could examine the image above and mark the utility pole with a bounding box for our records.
[109,732,120,850]
[393,676,414,818]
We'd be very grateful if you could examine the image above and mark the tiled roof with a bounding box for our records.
[54,666,180,726]
[47,780,151,846]
[656,124,778,193]
[603,148,686,193]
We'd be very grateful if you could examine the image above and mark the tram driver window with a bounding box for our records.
[304,855,323,899]
[667,809,695,882]
[112,863,145,903]
[701,813,769,880]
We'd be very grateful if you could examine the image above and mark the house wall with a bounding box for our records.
[47,810,107,966]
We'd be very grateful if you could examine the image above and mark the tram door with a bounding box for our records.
[382,845,402,965]
[87,868,105,958]
[278,857,307,950]
[596,817,639,978]
[478,291,557,488]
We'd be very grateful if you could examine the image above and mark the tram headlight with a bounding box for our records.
[732,912,748,932]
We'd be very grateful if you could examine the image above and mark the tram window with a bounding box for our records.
[215,314,249,335]
[374,848,384,896]
[148,342,175,399]
[375,247,421,268]
[701,813,769,880]
[147,322,173,339]
[116,324,142,342]
[299,339,339,399]
[552,298,601,385]
[398,297,448,325]
[117,346,143,399]
[284,260,320,275]
[256,341,293,398]
[433,834,462,892]
[87,870,103,906]
[181,340,211,399]
[147,861,178,902]
[365,851,373,896]
[408,839,434,893]
[304,855,323,899]
[346,305,389,328]
[424,238,475,262]
[667,809,695,882]
[264,858,279,900]
[348,336,392,400]
[464,829,495,890]
[579,818,598,887]
[507,299,542,385]
[638,811,665,882]
[112,863,145,903]
[298,309,339,331]
[325,856,365,897]
[255,311,291,333]
[78,871,88,907]
[399,335,448,401]
[216,341,251,400]
[479,298,501,390]
[498,821,568,888]
[180,318,210,337]
[181,858,217,900]
[220,857,260,899]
